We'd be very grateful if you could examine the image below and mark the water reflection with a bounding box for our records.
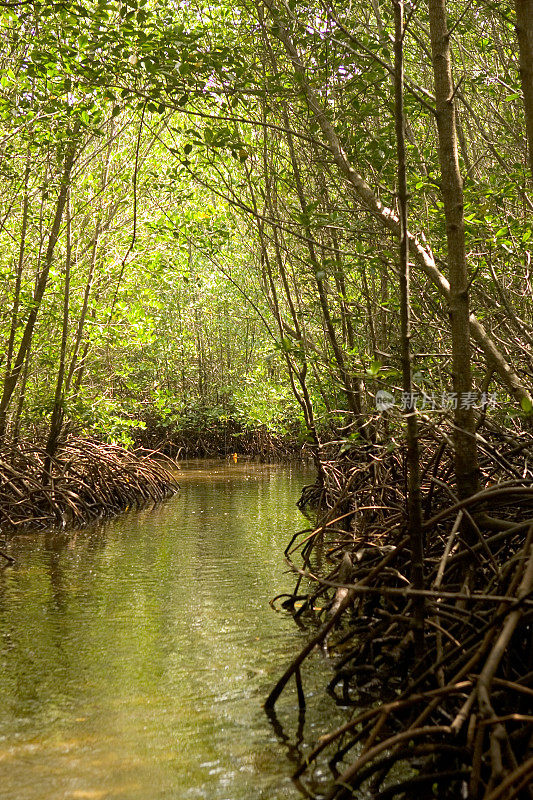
[0,460,344,800]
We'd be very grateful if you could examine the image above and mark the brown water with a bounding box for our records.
[0,460,342,800]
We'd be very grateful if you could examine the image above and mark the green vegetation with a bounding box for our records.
[1,0,533,796]
[0,0,531,461]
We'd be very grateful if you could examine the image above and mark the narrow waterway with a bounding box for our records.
[0,460,343,800]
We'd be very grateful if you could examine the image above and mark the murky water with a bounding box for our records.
[0,460,343,800]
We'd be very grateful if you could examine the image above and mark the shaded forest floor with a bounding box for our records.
[267,420,533,800]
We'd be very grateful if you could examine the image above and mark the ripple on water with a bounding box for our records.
[0,461,347,800]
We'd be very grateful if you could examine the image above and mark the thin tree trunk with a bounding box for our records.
[45,191,72,467]
[5,158,30,382]
[257,9,366,432]
[256,109,323,459]
[394,0,424,650]
[12,349,31,446]
[72,334,92,397]
[261,220,322,456]
[515,0,533,181]
[65,228,99,394]
[0,138,77,438]
[65,129,113,396]
[428,0,480,499]
[281,120,364,424]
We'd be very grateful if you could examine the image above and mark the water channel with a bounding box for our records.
[0,460,344,800]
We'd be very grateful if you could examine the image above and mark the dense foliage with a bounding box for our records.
[0,0,531,457]
[1,1,533,796]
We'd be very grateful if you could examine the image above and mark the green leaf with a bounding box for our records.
[521,397,533,414]
[366,360,382,377]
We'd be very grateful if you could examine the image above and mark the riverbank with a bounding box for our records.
[136,415,308,461]
[268,422,533,799]
[0,437,179,537]
[0,413,308,537]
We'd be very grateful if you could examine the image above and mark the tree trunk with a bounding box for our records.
[5,159,30,384]
[257,124,323,459]
[428,0,480,499]
[44,191,72,469]
[282,118,364,425]
[66,128,114,397]
[65,226,99,395]
[394,0,424,649]
[0,139,77,438]
[12,349,31,446]
[515,0,533,181]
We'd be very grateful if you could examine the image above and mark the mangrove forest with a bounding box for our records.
[1,0,533,798]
